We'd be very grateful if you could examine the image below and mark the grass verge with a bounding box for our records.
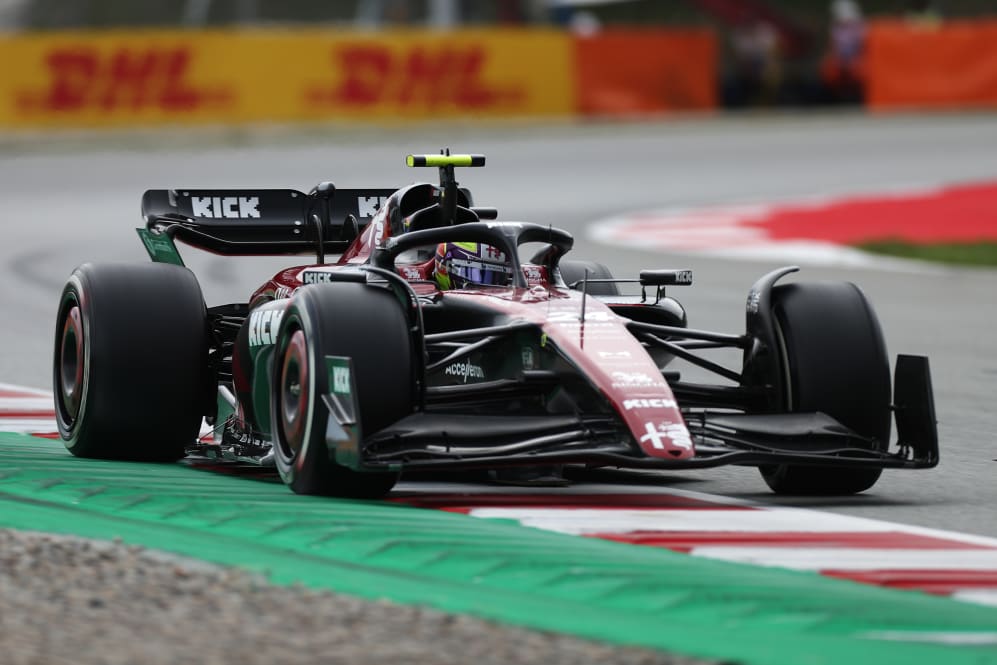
[860,240,997,267]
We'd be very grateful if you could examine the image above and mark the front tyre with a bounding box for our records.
[760,282,892,495]
[271,282,412,498]
[54,263,209,461]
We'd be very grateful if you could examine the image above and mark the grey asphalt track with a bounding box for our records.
[2,112,995,536]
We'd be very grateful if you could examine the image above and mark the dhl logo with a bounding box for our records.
[308,44,525,110]
[17,46,233,113]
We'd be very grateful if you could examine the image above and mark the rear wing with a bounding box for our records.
[139,185,397,259]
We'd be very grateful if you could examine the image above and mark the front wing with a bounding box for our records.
[329,355,939,474]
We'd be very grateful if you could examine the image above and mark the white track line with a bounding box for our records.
[0,382,52,397]
[0,419,59,434]
[690,547,997,571]
[0,397,55,413]
[465,507,888,534]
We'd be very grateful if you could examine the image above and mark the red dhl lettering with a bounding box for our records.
[307,45,524,110]
[17,46,232,113]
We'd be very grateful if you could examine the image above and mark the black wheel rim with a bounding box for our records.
[279,329,309,457]
[58,304,84,423]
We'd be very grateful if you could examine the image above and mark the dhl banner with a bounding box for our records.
[0,29,574,127]
[867,19,997,110]
[0,28,716,129]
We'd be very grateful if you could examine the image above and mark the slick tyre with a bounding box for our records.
[54,263,209,462]
[272,283,412,498]
[761,282,892,495]
[559,260,619,296]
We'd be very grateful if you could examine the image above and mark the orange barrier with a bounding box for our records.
[867,19,997,109]
[0,28,717,129]
[574,29,717,115]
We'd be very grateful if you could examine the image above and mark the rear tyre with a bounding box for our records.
[760,282,892,495]
[559,260,619,296]
[271,283,412,498]
[54,263,209,461]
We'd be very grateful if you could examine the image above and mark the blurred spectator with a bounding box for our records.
[820,0,866,104]
[723,15,784,107]
[547,0,602,34]
[0,0,26,30]
[567,10,601,36]
[356,0,416,27]
[905,0,942,27]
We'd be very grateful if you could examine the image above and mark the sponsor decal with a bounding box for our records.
[400,266,422,280]
[444,359,485,383]
[675,270,693,284]
[639,421,693,451]
[611,370,667,390]
[248,309,284,347]
[521,347,536,371]
[548,310,614,323]
[557,320,616,331]
[483,244,504,259]
[624,398,678,410]
[301,270,335,284]
[547,310,581,323]
[141,235,172,255]
[746,289,761,314]
[372,220,385,247]
[136,229,184,266]
[190,195,260,219]
[332,366,350,395]
[523,265,544,286]
[358,196,388,218]
[611,371,655,386]
[306,45,523,110]
[598,350,631,359]
[274,286,292,300]
[16,46,231,114]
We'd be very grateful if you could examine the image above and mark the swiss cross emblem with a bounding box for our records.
[639,422,667,449]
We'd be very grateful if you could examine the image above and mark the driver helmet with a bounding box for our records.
[434,242,513,290]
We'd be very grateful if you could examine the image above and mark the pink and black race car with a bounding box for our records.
[53,152,938,498]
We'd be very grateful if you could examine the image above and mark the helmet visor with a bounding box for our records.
[447,257,513,286]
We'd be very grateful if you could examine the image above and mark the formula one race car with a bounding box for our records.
[53,152,939,498]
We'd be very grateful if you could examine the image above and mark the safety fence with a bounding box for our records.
[0,28,716,129]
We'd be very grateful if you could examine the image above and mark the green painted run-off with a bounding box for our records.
[1,433,995,664]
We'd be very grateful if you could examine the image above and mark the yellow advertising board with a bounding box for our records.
[0,28,575,128]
